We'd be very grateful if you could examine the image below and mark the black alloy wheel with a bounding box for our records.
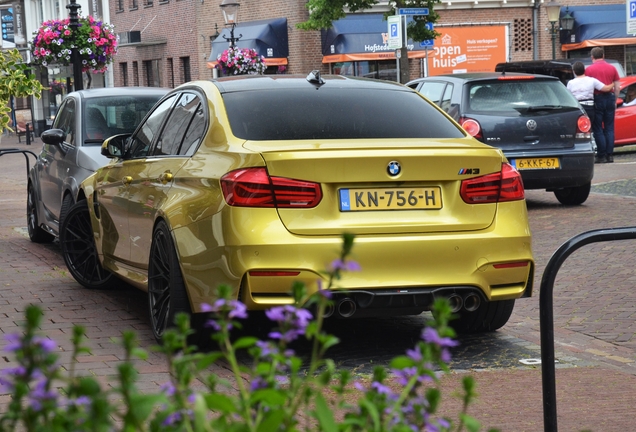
[27,183,54,243]
[553,183,591,206]
[148,220,192,343]
[451,299,515,334]
[60,200,116,289]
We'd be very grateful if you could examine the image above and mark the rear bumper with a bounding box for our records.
[173,200,534,314]
[506,146,594,190]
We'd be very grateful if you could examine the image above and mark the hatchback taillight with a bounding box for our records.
[460,163,524,204]
[460,117,483,141]
[577,115,591,133]
[221,168,322,208]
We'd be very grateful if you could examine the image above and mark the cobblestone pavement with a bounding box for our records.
[3,136,636,431]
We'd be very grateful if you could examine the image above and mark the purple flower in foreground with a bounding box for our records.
[330,259,362,272]
[421,327,459,348]
[4,333,22,352]
[406,346,423,362]
[163,411,182,426]
[34,336,56,353]
[160,381,176,397]
[371,381,393,395]
[266,306,313,342]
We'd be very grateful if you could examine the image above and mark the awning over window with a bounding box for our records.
[321,14,431,63]
[561,4,636,51]
[207,17,288,68]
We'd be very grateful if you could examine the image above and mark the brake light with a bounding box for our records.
[493,261,529,269]
[221,168,322,208]
[497,75,535,80]
[577,115,591,133]
[460,163,525,204]
[460,118,483,141]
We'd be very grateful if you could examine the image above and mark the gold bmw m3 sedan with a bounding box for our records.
[60,72,534,341]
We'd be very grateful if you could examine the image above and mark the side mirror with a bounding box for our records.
[617,98,624,107]
[101,134,130,158]
[40,128,66,146]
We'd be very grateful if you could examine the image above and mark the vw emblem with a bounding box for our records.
[526,119,537,131]
[387,161,401,176]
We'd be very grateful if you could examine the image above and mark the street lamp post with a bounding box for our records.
[546,0,561,60]
[67,0,83,90]
[220,0,242,47]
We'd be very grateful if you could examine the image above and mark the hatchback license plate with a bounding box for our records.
[339,187,442,211]
[513,157,560,170]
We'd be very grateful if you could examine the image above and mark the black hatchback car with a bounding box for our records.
[407,73,594,205]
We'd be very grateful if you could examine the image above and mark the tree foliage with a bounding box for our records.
[298,0,442,42]
[0,49,45,132]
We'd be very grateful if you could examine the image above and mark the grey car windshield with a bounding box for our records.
[467,79,581,113]
[222,88,465,140]
[83,96,163,144]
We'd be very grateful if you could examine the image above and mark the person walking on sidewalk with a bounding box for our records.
[585,47,620,163]
[566,61,614,124]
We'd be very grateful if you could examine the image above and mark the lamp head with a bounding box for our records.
[220,0,240,25]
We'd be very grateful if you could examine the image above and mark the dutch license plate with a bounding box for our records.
[339,187,442,212]
[513,157,560,170]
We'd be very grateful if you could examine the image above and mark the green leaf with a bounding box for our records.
[233,336,258,350]
[460,413,482,432]
[251,389,286,406]
[128,394,166,421]
[389,355,417,369]
[314,392,338,432]
[204,393,238,413]
[359,398,381,432]
[256,409,286,432]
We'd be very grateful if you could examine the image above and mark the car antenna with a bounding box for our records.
[306,70,325,87]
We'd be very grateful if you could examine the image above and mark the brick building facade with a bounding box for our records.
[110,0,633,88]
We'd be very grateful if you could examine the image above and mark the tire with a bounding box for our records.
[553,183,591,206]
[27,183,55,244]
[148,220,193,343]
[451,299,515,334]
[60,200,116,289]
[59,194,74,228]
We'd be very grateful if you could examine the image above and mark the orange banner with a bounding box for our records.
[425,26,508,76]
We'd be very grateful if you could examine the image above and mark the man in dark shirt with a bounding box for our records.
[585,47,621,163]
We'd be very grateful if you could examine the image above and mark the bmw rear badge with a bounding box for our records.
[526,119,537,131]
[387,161,401,176]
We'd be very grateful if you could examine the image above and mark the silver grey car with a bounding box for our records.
[27,87,168,243]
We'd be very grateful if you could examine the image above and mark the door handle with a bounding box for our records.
[158,171,173,184]
[122,176,133,186]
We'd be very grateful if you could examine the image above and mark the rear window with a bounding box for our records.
[222,88,465,140]
[467,79,581,113]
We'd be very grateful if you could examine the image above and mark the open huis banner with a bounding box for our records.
[425,26,508,75]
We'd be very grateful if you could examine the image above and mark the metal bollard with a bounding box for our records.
[540,227,636,432]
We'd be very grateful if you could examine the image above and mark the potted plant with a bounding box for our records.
[30,15,118,74]
[216,47,266,76]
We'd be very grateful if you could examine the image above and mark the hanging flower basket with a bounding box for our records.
[217,47,266,76]
[30,16,118,73]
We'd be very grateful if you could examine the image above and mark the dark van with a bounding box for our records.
[495,59,626,85]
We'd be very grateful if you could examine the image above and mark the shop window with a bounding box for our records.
[129,0,138,10]
[144,59,161,87]
[133,62,139,86]
[120,63,128,86]
[180,57,191,83]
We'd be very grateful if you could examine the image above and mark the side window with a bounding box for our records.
[179,103,206,156]
[418,82,447,106]
[53,99,76,146]
[152,93,200,156]
[127,95,177,159]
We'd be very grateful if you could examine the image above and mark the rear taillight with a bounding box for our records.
[460,163,525,204]
[577,115,591,136]
[460,117,483,141]
[221,168,322,208]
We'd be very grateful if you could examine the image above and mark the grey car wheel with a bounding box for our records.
[27,183,54,244]
[148,220,192,343]
[553,183,591,206]
[60,200,116,289]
